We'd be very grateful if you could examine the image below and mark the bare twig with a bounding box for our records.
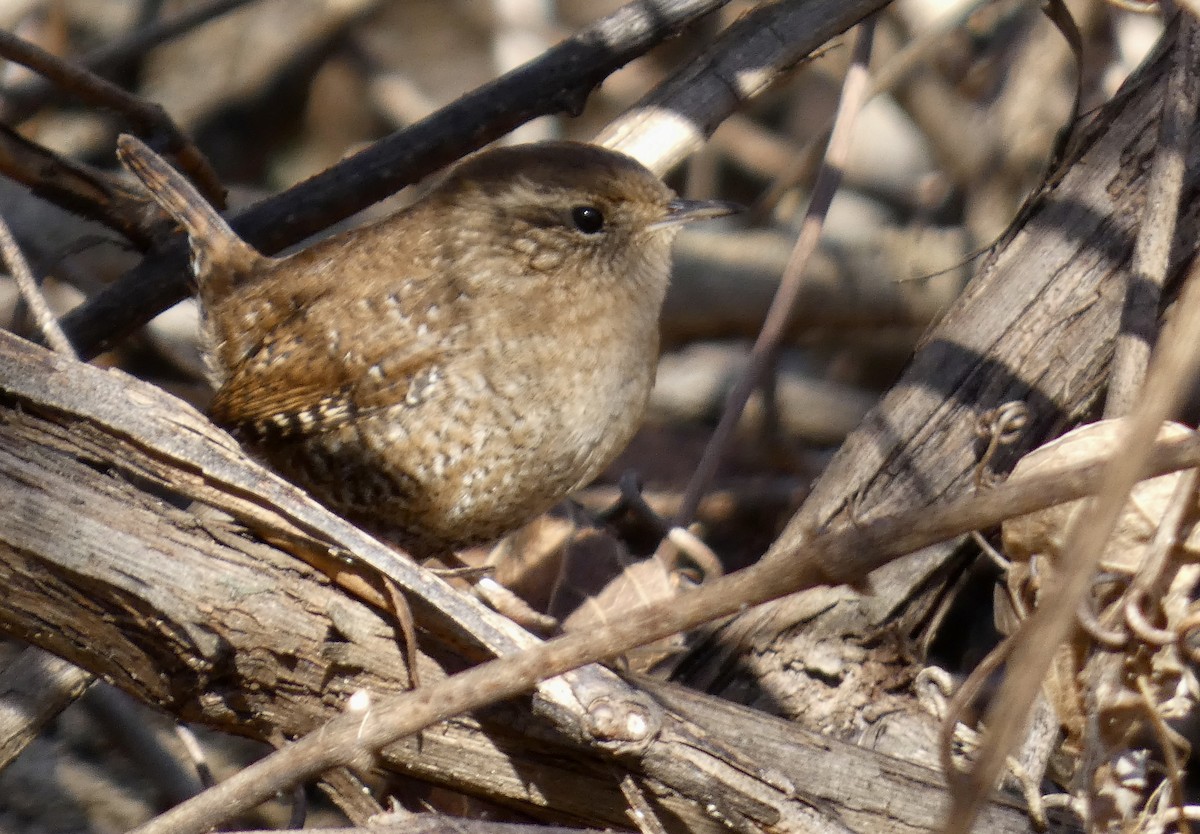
[1105,13,1200,416]
[597,0,883,172]
[663,526,724,581]
[0,214,75,357]
[1136,675,1189,833]
[0,646,92,769]
[0,122,154,247]
[610,474,723,580]
[750,0,1009,221]
[0,0,267,122]
[0,29,223,204]
[674,16,877,525]
[287,783,307,830]
[173,724,216,789]
[620,774,669,834]
[974,401,1030,488]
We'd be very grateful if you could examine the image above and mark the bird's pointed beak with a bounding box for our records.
[649,198,743,230]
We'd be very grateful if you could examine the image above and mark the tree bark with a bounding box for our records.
[0,328,1061,833]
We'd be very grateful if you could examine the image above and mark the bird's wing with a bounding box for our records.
[208,293,444,441]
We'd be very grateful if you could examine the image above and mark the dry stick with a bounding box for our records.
[173,724,216,789]
[0,215,76,358]
[619,773,670,834]
[1129,470,1199,833]
[1105,13,1200,417]
[0,647,92,770]
[598,0,886,173]
[941,173,1200,834]
[0,122,154,247]
[0,29,223,204]
[675,17,876,526]
[0,0,266,122]
[1137,673,1191,831]
[128,430,1200,834]
[1121,465,1200,639]
[751,0,1001,221]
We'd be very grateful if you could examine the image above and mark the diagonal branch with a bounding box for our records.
[0,28,222,202]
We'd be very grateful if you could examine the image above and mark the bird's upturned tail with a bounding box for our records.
[116,133,265,299]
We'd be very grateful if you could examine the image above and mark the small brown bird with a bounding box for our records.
[117,135,736,557]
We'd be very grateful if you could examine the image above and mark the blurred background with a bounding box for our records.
[0,0,1169,830]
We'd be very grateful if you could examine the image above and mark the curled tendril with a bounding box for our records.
[973,401,1030,487]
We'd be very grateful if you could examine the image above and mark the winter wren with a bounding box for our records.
[116,134,737,557]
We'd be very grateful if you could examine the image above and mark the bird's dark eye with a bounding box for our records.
[571,205,604,234]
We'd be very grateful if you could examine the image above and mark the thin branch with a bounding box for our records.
[596,0,885,171]
[1105,12,1200,415]
[0,122,154,247]
[674,15,877,525]
[0,646,92,769]
[0,0,267,122]
[0,29,223,204]
[0,214,76,357]
[750,0,1008,221]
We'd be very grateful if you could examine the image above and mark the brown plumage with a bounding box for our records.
[117,134,737,557]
